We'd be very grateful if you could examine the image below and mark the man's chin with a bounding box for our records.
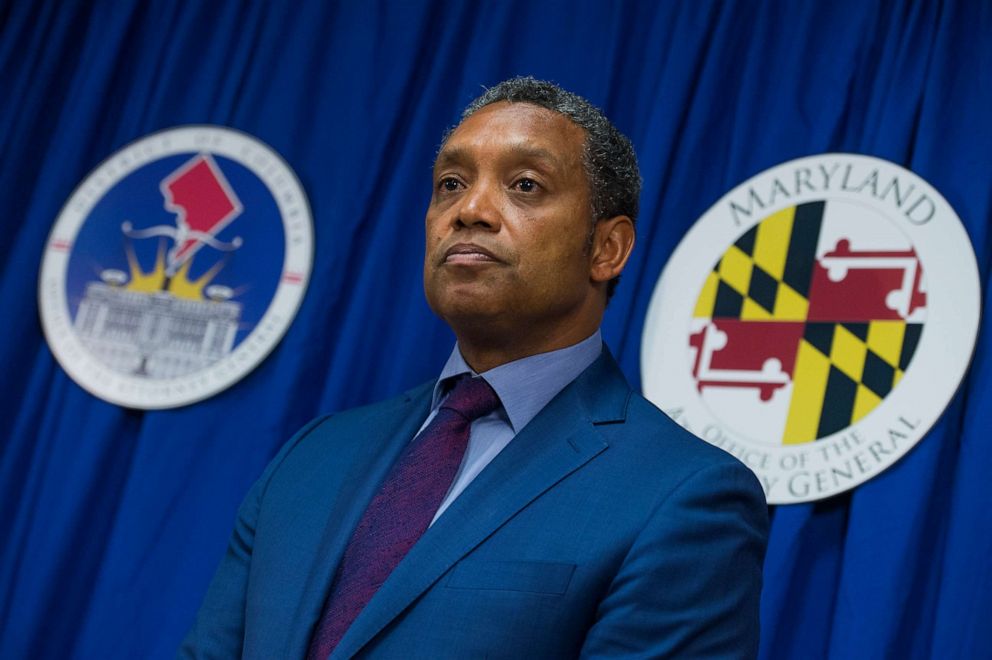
[427,289,510,327]
[427,272,506,309]
[434,298,506,324]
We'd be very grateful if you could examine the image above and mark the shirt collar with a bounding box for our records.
[431,330,603,434]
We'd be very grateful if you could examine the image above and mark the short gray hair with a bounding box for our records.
[454,76,641,298]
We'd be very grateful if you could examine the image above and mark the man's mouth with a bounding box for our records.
[441,243,503,265]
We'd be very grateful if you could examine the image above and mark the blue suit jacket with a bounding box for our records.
[180,350,768,658]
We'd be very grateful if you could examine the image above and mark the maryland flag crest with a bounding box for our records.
[641,154,979,503]
[690,200,925,446]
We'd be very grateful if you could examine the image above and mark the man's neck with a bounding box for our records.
[454,321,601,373]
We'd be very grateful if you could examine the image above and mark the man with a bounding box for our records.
[181,77,768,659]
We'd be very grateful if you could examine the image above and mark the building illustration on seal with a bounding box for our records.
[74,278,241,379]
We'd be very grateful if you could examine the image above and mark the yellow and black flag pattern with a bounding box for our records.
[691,200,926,445]
[694,202,824,321]
[783,321,922,444]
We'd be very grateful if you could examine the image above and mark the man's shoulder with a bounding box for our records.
[303,379,435,437]
[256,379,436,494]
[601,388,760,487]
[565,347,756,484]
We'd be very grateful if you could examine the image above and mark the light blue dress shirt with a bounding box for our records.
[425,330,603,523]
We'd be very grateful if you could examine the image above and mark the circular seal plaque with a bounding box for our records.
[641,154,980,503]
[39,126,313,409]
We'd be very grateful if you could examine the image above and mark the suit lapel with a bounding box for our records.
[331,350,631,659]
[281,383,434,657]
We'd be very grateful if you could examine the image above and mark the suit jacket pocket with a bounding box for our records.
[445,560,576,595]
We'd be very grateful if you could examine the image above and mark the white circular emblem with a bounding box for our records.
[39,126,313,409]
[641,154,980,503]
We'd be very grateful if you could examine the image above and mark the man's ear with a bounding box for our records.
[589,215,635,284]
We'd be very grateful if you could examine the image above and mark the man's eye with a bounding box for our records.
[439,177,461,192]
[513,178,538,192]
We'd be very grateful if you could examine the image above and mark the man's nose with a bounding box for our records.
[455,180,502,231]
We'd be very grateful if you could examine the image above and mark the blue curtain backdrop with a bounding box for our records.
[1,0,990,657]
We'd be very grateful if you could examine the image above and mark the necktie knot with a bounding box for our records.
[440,375,500,421]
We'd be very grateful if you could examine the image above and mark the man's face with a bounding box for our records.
[424,102,599,343]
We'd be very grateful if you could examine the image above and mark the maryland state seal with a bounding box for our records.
[39,126,313,409]
[641,154,979,503]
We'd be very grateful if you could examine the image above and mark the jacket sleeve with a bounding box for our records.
[177,415,331,659]
[579,460,769,659]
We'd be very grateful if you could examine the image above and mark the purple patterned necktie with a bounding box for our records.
[306,375,500,659]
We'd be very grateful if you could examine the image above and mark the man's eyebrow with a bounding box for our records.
[434,145,471,169]
[434,143,565,170]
